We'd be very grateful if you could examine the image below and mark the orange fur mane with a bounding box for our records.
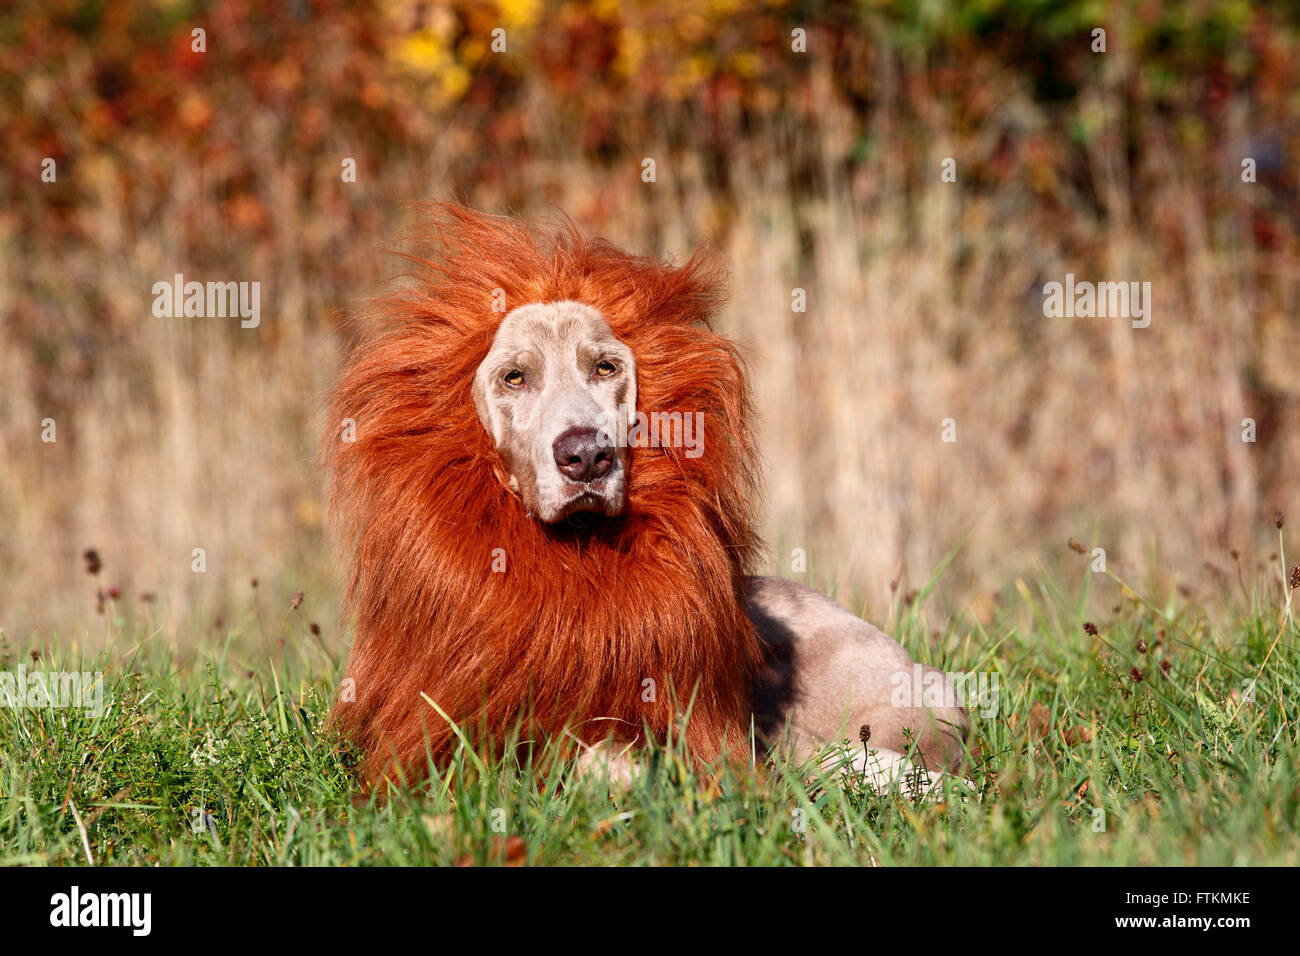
[326,204,762,785]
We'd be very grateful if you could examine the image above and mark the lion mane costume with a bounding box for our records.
[327,204,763,784]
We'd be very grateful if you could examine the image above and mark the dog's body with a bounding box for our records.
[327,205,966,787]
[747,575,966,768]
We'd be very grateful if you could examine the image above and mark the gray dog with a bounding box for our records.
[472,299,970,788]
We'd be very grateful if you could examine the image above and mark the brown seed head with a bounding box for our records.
[1083,621,1099,636]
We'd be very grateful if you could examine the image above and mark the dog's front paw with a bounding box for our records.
[824,745,977,800]
[572,738,641,790]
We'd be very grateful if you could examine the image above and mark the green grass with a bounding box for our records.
[3,558,1298,866]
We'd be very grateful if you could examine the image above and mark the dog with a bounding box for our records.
[326,204,968,788]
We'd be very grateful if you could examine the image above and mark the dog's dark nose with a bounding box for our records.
[553,427,614,482]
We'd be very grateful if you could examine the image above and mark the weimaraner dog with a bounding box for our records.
[474,300,969,788]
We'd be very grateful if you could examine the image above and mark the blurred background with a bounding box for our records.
[2,0,1298,645]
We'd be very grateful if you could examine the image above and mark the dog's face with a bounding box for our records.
[473,301,637,523]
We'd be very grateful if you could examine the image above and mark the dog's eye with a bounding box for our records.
[595,361,617,378]
[503,369,525,388]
